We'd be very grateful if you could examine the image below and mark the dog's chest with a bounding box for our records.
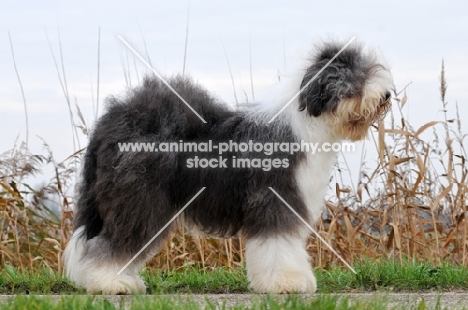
[294,151,336,223]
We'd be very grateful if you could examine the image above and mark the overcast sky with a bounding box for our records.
[1,1,467,187]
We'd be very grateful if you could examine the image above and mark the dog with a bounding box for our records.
[64,40,393,294]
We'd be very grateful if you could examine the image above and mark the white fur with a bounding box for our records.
[63,226,146,294]
[245,228,317,293]
[362,67,394,107]
[290,107,339,223]
[63,226,87,286]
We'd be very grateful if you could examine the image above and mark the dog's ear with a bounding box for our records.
[298,65,339,117]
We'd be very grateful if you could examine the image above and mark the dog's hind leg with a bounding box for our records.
[64,226,159,294]
[64,195,176,294]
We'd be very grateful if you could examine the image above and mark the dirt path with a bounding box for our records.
[1,293,468,309]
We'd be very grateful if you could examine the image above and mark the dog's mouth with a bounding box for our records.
[345,98,391,134]
[374,98,391,121]
[333,95,392,141]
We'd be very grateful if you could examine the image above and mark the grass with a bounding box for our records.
[2,259,468,295]
[0,294,455,310]
[318,259,468,293]
[0,264,80,295]
[143,266,248,294]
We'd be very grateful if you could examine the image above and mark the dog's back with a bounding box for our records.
[74,77,232,241]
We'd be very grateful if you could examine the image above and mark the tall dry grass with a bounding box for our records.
[1,63,466,273]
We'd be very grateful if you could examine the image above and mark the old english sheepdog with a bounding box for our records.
[64,40,393,294]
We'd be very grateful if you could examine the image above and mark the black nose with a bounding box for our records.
[384,91,391,101]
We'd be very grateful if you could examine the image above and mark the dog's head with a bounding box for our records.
[298,41,393,141]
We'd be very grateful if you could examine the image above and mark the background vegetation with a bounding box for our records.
[1,62,466,276]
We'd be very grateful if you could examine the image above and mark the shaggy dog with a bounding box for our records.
[64,40,393,294]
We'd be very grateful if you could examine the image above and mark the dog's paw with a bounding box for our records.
[250,268,317,294]
[87,274,147,295]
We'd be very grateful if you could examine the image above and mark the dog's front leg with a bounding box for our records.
[245,229,316,293]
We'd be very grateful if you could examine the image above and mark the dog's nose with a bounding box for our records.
[384,91,391,101]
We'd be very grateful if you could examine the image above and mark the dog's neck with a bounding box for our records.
[251,73,341,146]
[284,107,340,145]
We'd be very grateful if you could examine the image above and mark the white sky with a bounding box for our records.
[1,1,467,188]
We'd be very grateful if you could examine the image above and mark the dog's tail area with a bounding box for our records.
[63,138,102,283]
[74,137,103,240]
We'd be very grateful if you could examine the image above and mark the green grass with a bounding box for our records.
[0,294,450,310]
[318,258,468,293]
[0,264,81,295]
[143,266,248,294]
[2,259,468,295]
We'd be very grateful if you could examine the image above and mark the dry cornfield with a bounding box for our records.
[1,63,466,273]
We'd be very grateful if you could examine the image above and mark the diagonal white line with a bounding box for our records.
[117,187,206,275]
[267,36,357,123]
[268,187,357,274]
[117,35,207,124]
